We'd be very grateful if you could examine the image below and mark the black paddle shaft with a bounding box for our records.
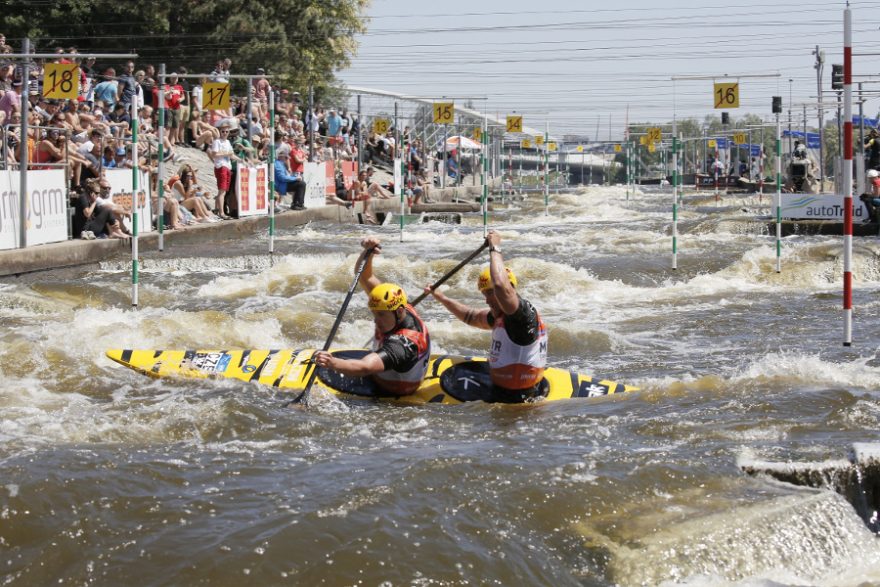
[289,247,377,406]
[410,241,489,307]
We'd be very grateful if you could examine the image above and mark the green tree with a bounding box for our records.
[2,0,369,96]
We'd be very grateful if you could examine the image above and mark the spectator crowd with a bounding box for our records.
[0,39,436,240]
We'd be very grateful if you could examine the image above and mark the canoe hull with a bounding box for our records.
[105,349,638,405]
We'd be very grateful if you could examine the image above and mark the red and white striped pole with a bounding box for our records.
[843,5,854,346]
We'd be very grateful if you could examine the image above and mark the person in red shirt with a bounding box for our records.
[153,72,184,146]
[288,136,307,209]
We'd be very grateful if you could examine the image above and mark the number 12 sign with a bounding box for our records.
[714,82,739,109]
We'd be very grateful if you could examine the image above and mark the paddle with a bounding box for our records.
[287,247,377,406]
[411,240,489,306]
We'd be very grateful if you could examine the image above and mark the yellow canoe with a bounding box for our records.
[106,348,638,405]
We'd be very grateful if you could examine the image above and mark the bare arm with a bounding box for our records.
[358,237,382,293]
[313,351,385,377]
[486,230,519,315]
[428,287,491,330]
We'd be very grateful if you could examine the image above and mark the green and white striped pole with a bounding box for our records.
[543,121,549,214]
[131,98,140,307]
[394,101,404,242]
[157,64,165,251]
[775,112,782,273]
[481,114,488,237]
[671,135,678,270]
[268,89,276,254]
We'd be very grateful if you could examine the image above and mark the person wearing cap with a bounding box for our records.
[93,69,118,111]
[425,230,548,402]
[114,146,132,169]
[313,237,431,397]
[273,150,301,208]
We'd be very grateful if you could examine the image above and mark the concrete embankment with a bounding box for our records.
[0,184,490,277]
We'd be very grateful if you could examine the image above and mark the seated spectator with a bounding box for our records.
[167,164,219,223]
[77,178,126,239]
[113,146,132,169]
[365,166,394,199]
[100,145,117,169]
[273,150,306,210]
[189,108,219,149]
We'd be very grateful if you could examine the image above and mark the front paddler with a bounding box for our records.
[426,230,548,401]
[313,237,431,396]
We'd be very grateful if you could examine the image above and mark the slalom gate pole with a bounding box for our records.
[157,64,165,251]
[395,101,404,242]
[131,98,139,308]
[543,121,549,214]
[775,113,782,274]
[672,135,678,270]
[268,89,275,255]
[843,6,854,346]
[482,114,488,237]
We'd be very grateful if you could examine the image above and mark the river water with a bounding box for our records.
[1,186,879,586]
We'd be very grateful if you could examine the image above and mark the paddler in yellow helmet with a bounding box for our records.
[425,230,548,401]
[314,237,431,396]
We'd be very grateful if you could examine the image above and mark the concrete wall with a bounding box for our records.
[0,183,492,277]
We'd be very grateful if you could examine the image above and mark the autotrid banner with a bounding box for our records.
[104,168,152,234]
[779,194,870,221]
[0,169,68,250]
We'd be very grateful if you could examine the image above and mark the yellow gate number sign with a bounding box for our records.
[536,135,545,146]
[714,82,739,109]
[576,145,584,153]
[547,142,557,152]
[43,63,79,100]
[708,139,717,148]
[614,144,622,153]
[433,102,454,124]
[202,82,231,110]
[521,139,532,149]
[506,116,523,133]
[373,118,390,134]
[733,132,746,145]
[473,127,482,141]
[647,127,662,143]
[639,136,647,146]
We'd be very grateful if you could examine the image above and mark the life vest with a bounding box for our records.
[372,304,430,395]
[488,311,548,390]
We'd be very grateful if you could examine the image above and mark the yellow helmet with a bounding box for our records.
[477,266,517,292]
[368,283,407,312]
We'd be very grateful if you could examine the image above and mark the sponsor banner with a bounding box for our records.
[325,161,335,197]
[104,168,152,234]
[303,161,327,208]
[341,161,358,191]
[0,169,68,250]
[780,194,870,221]
[236,164,269,217]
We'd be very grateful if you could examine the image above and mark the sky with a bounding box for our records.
[338,0,880,140]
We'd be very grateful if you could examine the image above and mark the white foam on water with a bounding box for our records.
[591,490,880,587]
